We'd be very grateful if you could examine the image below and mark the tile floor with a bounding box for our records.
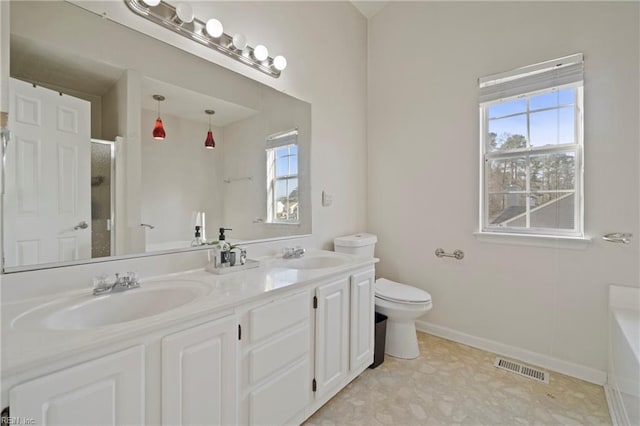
[305,332,611,426]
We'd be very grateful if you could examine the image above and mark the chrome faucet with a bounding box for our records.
[93,272,141,295]
[283,246,305,259]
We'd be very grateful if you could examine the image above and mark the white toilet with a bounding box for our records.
[334,233,432,359]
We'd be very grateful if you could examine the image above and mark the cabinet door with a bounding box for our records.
[162,315,237,426]
[10,345,145,425]
[350,269,375,371]
[314,277,349,399]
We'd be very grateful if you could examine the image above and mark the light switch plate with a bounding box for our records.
[322,190,333,207]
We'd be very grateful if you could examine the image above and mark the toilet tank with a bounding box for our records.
[334,233,378,257]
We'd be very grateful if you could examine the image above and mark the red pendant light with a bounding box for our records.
[204,109,216,149]
[152,95,166,140]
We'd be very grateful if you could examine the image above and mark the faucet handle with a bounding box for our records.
[92,274,110,294]
[92,274,107,288]
[125,272,140,288]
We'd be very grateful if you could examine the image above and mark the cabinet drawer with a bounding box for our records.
[250,324,309,384]
[249,291,309,342]
[249,358,309,425]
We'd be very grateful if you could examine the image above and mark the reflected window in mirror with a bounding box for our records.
[266,130,299,224]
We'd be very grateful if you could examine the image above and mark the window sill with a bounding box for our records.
[473,232,592,250]
[265,222,300,227]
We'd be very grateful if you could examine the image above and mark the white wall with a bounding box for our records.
[102,70,144,255]
[1,2,367,296]
[140,109,224,248]
[222,88,312,241]
[368,1,639,382]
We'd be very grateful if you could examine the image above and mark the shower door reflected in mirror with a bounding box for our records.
[90,139,116,258]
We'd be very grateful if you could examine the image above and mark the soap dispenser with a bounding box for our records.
[190,226,204,246]
[214,227,232,268]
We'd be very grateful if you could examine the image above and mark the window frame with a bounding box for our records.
[479,82,584,238]
[266,130,299,225]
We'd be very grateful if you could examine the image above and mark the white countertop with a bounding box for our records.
[1,250,377,378]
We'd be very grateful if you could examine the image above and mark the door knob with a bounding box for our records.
[74,221,89,230]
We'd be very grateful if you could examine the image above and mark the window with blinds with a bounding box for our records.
[479,54,584,237]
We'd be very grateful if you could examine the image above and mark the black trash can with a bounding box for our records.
[369,312,388,369]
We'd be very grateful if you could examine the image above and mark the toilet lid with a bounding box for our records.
[375,278,431,303]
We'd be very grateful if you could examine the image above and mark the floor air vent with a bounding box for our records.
[494,357,549,384]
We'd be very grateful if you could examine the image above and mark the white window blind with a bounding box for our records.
[479,53,583,104]
[266,129,298,149]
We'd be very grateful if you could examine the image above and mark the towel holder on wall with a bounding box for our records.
[435,248,464,260]
[602,233,632,244]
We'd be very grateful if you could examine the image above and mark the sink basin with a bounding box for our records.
[12,280,210,330]
[275,254,350,270]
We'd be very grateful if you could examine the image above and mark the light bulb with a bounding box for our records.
[273,55,287,71]
[253,44,268,61]
[232,33,247,50]
[205,18,223,38]
[175,3,194,24]
[141,0,161,6]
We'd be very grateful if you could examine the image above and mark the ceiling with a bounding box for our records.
[11,35,122,97]
[141,78,258,127]
[351,1,389,19]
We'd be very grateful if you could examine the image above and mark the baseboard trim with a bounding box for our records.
[416,320,607,385]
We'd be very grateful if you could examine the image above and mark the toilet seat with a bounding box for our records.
[375,278,431,304]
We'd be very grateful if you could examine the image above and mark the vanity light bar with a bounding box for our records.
[124,0,284,78]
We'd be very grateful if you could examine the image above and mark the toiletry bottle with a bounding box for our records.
[190,226,204,246]
[214,228,232,267]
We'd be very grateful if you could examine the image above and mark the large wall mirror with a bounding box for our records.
[3,1,311,272]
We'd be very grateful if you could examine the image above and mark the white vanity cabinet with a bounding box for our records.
[314,276,350,399]
[238,266,375,424]
[349,269,376,372]
[5,313,237,426]
[313,268,375,402]
[3,260,377,426]
[9,345,145,425]
[162,314,238,426]
[239,289,313,426]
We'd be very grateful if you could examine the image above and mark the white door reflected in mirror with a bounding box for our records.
[4,78,92,267]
